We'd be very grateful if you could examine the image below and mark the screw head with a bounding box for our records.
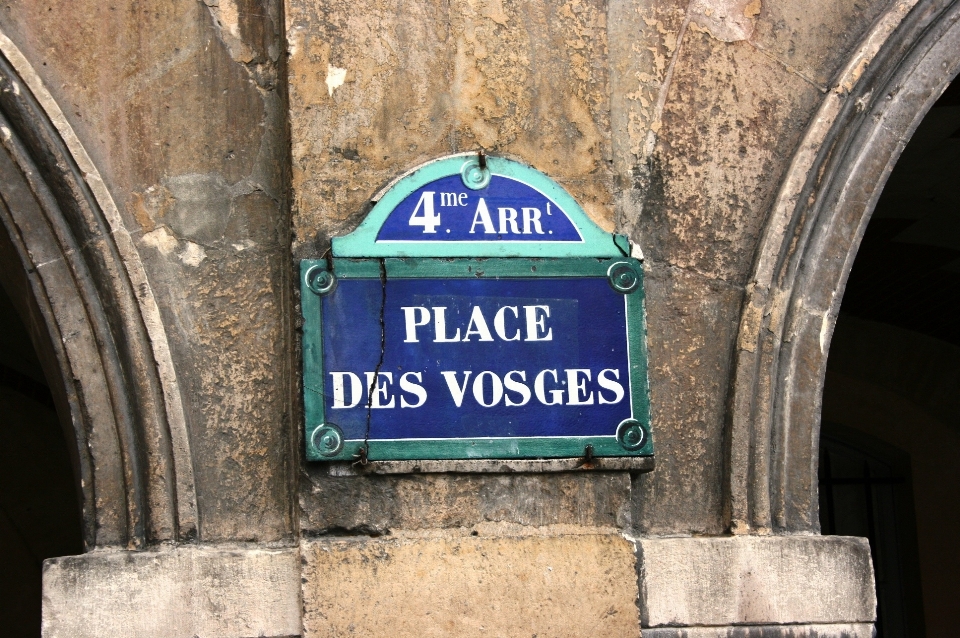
[460,157,492,190]
[608,262,640,294]
[312,423,344,457]
[616,419,647,451]
[305,265,337,296]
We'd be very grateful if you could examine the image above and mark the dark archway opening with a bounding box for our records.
[0,283,82,637]
[821,76,960,637]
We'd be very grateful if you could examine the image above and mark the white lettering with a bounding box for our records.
[503,370,531,406]
[440,371,472,407]
[522,207,544,234]
[330,372,363,409]
[523,305,553,341]
[439,192,459,207]
[597,368,625,404]
[364,372,395,408]
[472,371,504,407]
[498,207,520,234]
[408,191,441,233]
[458,192,468,206]
[494,306,521,341]
[534,369,565,405]
[399,372,427,408]
[469,198,496,234]
[401,306,430,343]
[565,369,594,405]
[433,307,461,342]
[463,306,494,342]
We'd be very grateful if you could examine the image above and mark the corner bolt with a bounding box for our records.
[305,264,337,296]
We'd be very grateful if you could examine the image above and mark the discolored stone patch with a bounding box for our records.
[301,533,641,637]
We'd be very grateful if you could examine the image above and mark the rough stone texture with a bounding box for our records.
[605,0,888,535]
[0,0,927,631]
[724,0,958,535]
[286,0,615,257]
[0,0,295,543]
[42,547,301,638]
[301,533,640,637]
[282,0,911,542]
[637,536,876,628]
[0,0,909,558]
[324,456,654,475]
[636,30,817,285]
[633,262,742,534]
[301,470,632,535]
[752,0,893,88]
[643,625,875,638]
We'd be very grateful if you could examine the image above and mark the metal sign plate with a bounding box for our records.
[302,154,652,464]
[332,154,619,258]
[375,174,583,243]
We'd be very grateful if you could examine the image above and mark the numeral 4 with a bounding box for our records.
[409,191,441,234]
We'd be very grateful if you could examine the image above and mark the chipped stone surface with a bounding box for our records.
[301,471,632,534]
[137,243,292,541]
[637,536,876,627]
[42,547,301,638]
[302,533,641,637]
[0,5,921,637]
[0,0,910,558]
[609,0,688,170]
[633,262,742,534]
[751,0,894,88]
[636,29,818,284]
[689,0,761,42]
[283,0,912,544]
[140,227,179,256]
[0,0,294,543]
[286,0,615,256]
[177,241,208,267]
[642,625,875,638]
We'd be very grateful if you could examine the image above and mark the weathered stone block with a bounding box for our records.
[752,0,893,88]
[42,547,301,638]
[643,624,875,638]
[633,263,743,535]
[637,536,876,627]
[300,470,632,534]
[637,29,818,284]
[286,0,615,257]
[301,533,640,637]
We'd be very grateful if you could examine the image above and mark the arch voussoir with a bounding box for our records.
[728,0,960,534]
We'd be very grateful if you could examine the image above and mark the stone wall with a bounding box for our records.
[0,0,941,634]
[0,0,296,544]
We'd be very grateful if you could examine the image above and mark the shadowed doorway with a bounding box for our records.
[821,76,960,638]
[0,284,83,637]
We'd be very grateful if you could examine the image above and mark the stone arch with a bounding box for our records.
[727,0,960,534]
[0,32,196,549]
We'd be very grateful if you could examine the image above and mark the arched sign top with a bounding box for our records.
[332,153,628,258]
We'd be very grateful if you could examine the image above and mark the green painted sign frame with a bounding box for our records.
[301,153,653,465]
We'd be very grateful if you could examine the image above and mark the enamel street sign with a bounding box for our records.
[301,153,652,463]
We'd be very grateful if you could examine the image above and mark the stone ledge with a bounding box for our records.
[301,533,640,638]
[324,455,654,475]
[642,623,874,638]
[637,536,875,627]
[42,546,301,638]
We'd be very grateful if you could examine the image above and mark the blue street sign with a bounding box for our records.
[302,154,652,463]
